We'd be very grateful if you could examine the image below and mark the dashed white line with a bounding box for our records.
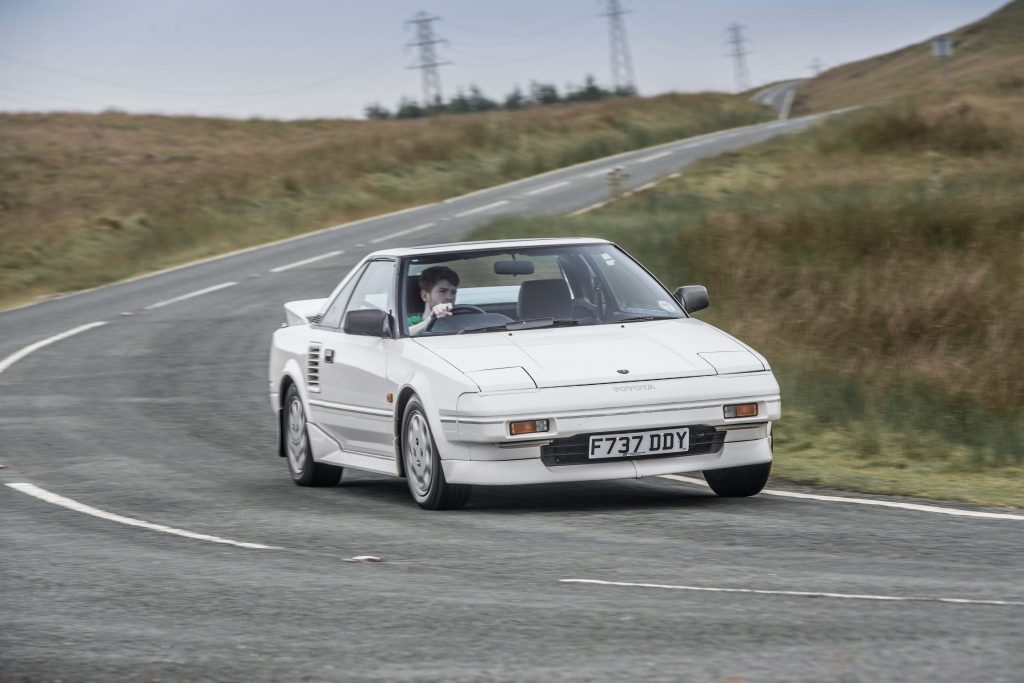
[560,579,1024,607]
[369,222,437,244]
[636,150,673,163]
[143,281,238,310]
[453,200,510,218]
[632,180,659,193]
[7,482,280,550]
[524,180,571,196]
[269,250,344,273]
[583,166,616,179]
[659,474,1024,521]
[567,200,609,216]
[0,322,108,375]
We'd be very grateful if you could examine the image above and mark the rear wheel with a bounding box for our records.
[283,383,342,487]
[703,461,771,497]
[402,397,470,510]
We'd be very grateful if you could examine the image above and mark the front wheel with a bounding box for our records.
[401,397,470,510]
[283,384,342,487]
[703,461,771,497]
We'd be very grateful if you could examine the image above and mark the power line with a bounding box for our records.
[808,58,824,77]
[600,0,637,94]
[0,50,403,100]
[725,23,751,92]
[405,11,451,107]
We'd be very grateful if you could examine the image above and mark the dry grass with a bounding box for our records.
[469,96,1024,505]
[795,0,1024,113]
[0,93,770,308]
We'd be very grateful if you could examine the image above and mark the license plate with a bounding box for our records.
[588,428,690,459]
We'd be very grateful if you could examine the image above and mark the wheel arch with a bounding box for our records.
[392,385,420,477]
[276,367,306,458]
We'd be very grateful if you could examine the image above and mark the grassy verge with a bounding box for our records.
[0,93,770,309]
[468,98,1024,508]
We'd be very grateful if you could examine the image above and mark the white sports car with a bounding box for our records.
[269,238,779,509]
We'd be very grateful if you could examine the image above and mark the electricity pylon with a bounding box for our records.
[726,23,751,92]
[406,11,450,108]
[601,0,637,94]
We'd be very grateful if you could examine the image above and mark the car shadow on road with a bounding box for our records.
[335,472,753,513]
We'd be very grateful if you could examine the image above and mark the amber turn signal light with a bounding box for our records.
[724,403,758,419]
[509,419,550,436]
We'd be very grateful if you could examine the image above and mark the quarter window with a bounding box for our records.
[343,260,395,316]
[319,264,365,328]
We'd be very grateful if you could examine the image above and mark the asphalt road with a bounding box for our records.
[2,111,1022,683]
[751,80,805,119]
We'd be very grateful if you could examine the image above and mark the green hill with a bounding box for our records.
[796,0,1024,113]
[470,1,1024,506]
[0,94,769,309]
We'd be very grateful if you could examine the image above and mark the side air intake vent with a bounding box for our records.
[308,313,323,325]
[307,343,322,393]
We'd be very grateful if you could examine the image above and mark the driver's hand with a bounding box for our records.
[431,303,453,319]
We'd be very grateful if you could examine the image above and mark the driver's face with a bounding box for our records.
[422,279,457,309]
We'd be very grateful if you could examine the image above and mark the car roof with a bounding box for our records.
[368,237,611,258]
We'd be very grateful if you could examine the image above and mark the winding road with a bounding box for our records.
[2,109,1021,682]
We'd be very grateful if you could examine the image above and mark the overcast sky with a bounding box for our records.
[0,0,1007,120]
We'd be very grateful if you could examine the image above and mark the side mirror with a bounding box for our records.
[673,285,709,314]
[343,309,392,337]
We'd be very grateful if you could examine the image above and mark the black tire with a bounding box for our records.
[282,383,342,487]
[401,397,470,510]
[703,461,771,497]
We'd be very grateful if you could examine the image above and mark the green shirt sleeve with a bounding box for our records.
[407,314,423,326]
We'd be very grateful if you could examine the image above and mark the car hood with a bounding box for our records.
[414,318,765,389]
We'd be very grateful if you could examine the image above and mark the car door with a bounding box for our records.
[312,259,397,460]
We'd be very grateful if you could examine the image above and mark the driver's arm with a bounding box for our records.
[408,303,453,336]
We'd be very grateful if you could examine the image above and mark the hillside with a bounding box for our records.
[468,3,1024,506]
[0,94,770,309]
[796,0,1024,113]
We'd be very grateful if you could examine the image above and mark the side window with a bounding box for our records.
[319,264,366,328]
[343,260,395,317]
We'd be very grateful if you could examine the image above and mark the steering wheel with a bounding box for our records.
[425,304,487,331]
[452,304,486,315]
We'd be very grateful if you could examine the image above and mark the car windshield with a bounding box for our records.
[402,243,684,337]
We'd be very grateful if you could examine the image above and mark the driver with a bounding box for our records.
[407,265,459,336]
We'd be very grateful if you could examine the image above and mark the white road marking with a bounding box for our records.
[780,89,796,121]
[142,281,238,310]
[0,322,108,375]
[583,166,616,179]
[6,482,280,550]
[659,474,1024,521]
[567,200,608,216]
[636,150,673,163]
[453,200,510,218]
[632,181,659,193]
[369,222,437,244]
[560,579,1024,607]
[524,180,571,196]
[269,250,344,273]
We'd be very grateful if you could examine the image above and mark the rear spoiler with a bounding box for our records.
[283,298,328,326]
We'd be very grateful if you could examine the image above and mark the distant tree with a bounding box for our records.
[529,81,561,105]
[448,89,472,114]
[395,97,426,119]
[566,75,609,102]
[364,103,391,120]
[467,85,498,112]
[612,84,638,97]
[504,85,526,110]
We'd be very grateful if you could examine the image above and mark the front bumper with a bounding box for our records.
[442,436,772,485]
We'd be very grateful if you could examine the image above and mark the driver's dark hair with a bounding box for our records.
[419,265,459,292]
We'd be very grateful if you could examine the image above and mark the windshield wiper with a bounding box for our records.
[457,324,509,335]
[458,318,579,334]
[616,315,677,323]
